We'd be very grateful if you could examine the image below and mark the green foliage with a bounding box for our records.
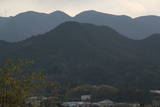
[0,59,55,107]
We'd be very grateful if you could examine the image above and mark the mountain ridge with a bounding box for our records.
[0,10,160,42]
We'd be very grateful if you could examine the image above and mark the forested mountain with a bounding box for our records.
[1,22,160,89]
[0,10,160,42]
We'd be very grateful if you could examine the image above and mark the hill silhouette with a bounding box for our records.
[0,11,71,42]
[0,10,160,42]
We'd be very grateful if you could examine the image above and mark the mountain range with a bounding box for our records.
[1,21,160,89]
[0,10,160,42]
[0,11,70,42]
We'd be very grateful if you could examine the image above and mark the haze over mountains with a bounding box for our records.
[0,10,160,42]
[1,22,160,89]
[0,11,71,42]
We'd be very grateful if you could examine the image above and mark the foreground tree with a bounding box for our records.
[0,59,53,107]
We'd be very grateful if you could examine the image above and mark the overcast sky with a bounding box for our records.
[0,0,159,17]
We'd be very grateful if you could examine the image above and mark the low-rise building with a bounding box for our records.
[62,101,91,107]
[97,100,114,107]
[81,95,91,102]
[114,103,140,107]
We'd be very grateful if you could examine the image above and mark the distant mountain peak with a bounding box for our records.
[75,10,133,20]
[77,10,105,14]
[135,15,160,23]
[75,10,116,18]
[50,10,65,14]
[49,10,70,17]
[0,10,160,42]
[79,10,99,14]
[15,11,46,17]
[135,15,160,19]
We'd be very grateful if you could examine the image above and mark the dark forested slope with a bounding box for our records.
[1,22,160,89]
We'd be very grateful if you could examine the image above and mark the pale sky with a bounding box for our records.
[0,0,160,17]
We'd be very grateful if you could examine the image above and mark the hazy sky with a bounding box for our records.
[0,0,159,17]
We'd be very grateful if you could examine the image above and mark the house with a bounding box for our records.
[62,101,91,107]
[81,95,91,102]
[26,96,44,106]
[26,96,58,107]
[114,103,140,107]
[62,95,92,107]
[97,100,114,107]
[96,100,140,107]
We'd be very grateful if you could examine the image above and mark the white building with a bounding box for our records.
[63,101,91,107]
[81,95,91,102]
[97,100,114,107]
